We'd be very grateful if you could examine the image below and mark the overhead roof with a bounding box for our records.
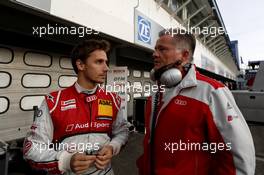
[156,0,239,69]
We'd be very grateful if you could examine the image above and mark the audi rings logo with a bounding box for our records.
[174,99,187,106]
[138,16,151,44]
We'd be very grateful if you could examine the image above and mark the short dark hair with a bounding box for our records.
[71,39,110,74]
[159,28,196,61]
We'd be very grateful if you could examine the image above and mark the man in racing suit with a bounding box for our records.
[23,39,128,175]
[137,28,255,175]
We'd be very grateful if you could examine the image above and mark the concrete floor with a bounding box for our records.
[112,132,144,175]
[112,126,264,175]
[4,125,264,175]
[249,124,264,175]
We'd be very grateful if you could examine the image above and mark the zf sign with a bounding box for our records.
[138,16,151,44]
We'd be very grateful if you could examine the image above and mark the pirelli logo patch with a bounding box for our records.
[98,99,112,116]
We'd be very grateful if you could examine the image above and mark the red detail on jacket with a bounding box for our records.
[23,139,32,156]
[28,160,62,175]
[45,86,119,143]
[196,72,225,89]
[137,73,235,175]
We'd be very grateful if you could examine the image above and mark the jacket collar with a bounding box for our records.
[150,65,197,129]
[178,64,198,90]
[74,82,98,95]
[162,64,197,103]
[152,64,198,128]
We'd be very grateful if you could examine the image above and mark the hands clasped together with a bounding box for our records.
[70,145,113,175]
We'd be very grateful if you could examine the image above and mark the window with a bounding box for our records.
[59,75,77,88]
[143,92,151,97]
[22,73,51,88]
[168,0,178,11]
[20,95,45,111]
[143,71,150,78]
[0,97,9,114]
[143,81,151,95]
[127,94,131,102]
[60,57,73,69]
[0,47,13,64]
[133,70,141,77]
[24,51,52,67]
[133,81,142,87]
[133,81,142,94]
[0,71,11,88]
[133,93,142,98]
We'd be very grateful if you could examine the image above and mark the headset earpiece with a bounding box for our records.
[150,62,192,88]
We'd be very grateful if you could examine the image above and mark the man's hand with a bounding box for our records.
[95,145,113,170]
[70,153,96,175]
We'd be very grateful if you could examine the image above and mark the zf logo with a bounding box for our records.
[138,16,151,44]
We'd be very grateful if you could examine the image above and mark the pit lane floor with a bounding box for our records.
[6,126,264,175]
[112,126,264,175]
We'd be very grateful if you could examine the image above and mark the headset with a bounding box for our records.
[150,60,192,88]
[149,61,192,172]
